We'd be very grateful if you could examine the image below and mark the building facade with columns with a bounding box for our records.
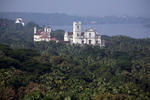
[64,22,104,46]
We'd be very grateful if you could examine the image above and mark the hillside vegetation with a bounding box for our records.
[0,18,150,100]
[0,18,65,48]
[1,12,150,25]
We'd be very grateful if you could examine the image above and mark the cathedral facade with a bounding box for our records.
[64,22,104,46]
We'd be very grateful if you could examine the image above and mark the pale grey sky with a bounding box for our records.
[0,0,150,17]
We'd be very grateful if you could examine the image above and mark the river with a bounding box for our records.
[52,24,150,38]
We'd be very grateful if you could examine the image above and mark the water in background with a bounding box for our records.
[52,24,150,38]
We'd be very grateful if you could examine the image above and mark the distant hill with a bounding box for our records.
[0,12,150,26]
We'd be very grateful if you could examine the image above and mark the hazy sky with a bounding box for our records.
[0,0,150,17]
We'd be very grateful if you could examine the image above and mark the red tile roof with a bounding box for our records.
[40,35,49,38]
[34,30,43,35]
[50,37,57,41]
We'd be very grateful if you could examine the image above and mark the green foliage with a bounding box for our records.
[0,18,65,48]
[51,30,65,40]
[0,18,150,100]
[24,91,44,100]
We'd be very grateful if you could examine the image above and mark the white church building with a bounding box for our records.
[15,17,25,26]
[34,26,52,42]
[64,21,104,46]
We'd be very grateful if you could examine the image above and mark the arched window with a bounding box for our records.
[89,33,91,38]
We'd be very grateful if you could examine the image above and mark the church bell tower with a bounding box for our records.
[73,21,81,43]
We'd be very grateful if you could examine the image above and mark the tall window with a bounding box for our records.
[82,40,84,44]
[89,33,91,38]
[77,25,79,30]
[89,40,91,44]
[96,41,98,44]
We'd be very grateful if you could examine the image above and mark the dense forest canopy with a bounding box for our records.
[0,18,150,100]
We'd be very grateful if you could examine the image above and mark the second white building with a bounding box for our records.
[64,21,104,46]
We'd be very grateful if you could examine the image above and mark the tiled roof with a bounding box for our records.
[40,35,49,38]
[34,30,44,35]
[50,37,57,41]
